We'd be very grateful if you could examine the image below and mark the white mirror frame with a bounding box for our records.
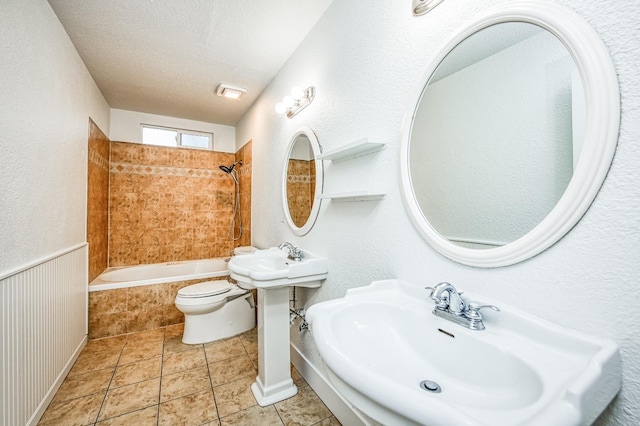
[282,127,324,236]
[400,1,620,268]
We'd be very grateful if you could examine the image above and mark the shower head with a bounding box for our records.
[219,161,242,184]
[219,161,242,174]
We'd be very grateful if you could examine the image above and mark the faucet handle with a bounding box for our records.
[464,303,500,320]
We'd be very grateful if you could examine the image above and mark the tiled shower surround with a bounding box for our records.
[88,278,223,339]
[86,133,253,338]
[286,159,316,227]
[109,141,241,266]
[87,120,110,282]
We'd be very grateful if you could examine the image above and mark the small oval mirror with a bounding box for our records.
[282,127,324,235]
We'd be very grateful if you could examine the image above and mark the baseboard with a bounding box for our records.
[290,342,368,426]
[27,336,88,426]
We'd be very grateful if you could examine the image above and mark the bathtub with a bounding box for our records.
[89,258,230,292]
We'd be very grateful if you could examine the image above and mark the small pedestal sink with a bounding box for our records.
[228,247,328,406]
[306,279,621,426]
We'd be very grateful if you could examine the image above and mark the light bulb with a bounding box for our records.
[291,86,304,101]
[283,96,295,108]
[275,102,286,114]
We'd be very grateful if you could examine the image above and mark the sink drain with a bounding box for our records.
[420,380,442,393]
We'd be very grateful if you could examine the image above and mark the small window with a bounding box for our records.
[141,125,213,150]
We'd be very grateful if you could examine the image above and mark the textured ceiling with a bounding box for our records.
[48,0,333,126]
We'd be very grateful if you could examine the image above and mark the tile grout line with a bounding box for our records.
[157,325,167,426]
[92,344,125,425]
[202,339,221,424]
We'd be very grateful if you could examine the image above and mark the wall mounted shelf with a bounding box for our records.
[319,191,386,202]
[318,139,386,162]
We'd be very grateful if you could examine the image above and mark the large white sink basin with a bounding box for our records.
[306,279,621,426]
[228,247,328,289]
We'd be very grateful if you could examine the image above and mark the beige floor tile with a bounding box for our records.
[291,366,308,389]
[165,323,184,339]
[204,336,246,363]
[162,347,206,376]
[160,366,211,402]
[209,354,256,386]
[158,389,218,425]
[311,416,342,426]
[118,340,163,365]
[164,334,201,354]
[239,328,258,357]
[126,327,165,345]
[52,369,113,403]
[249,352,259,370]
[220,404,284,426]
[111,356,161,388]
[69,348,120,376]
[213,376,257,417]
[275,385,332,426]
[39,393,104,426]
[95,405,158,425]
[83,335,127,355]
[98,377,160,421]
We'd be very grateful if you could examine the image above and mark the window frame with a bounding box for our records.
[141,124,214,150]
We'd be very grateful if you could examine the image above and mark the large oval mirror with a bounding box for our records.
[282,127,324,235]
[400,2,619,267]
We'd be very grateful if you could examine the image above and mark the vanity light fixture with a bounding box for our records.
[413,0,444,16]
[275,86,315,118]
[216,83,247,100]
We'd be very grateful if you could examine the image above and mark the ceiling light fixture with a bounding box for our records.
[216,83,247,100]
[275,86,315,118]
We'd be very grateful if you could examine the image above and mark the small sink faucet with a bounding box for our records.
[428,282,466,314]
[278,242,303,261]
[426,282,499,331]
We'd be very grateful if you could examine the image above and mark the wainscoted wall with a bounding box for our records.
[87,120,110,282]
[109,141,238,266]
[0,245,88,426]
[286,159,316,227]
[234,140,252,248]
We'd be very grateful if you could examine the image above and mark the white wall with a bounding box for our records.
[236,0,640,424]
[110,108,236,152]
[0,1,110,423]
[0,0,110,273]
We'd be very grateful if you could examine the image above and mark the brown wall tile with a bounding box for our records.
[108,142,241,266]
[87,120,110,282]
[88,138,252,339]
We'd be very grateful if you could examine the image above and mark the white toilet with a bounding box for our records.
[175,280,255,344]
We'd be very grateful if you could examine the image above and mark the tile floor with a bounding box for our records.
[39,325,341,426]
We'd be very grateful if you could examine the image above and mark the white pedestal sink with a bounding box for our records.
[307,279,621,426]
[228,247,328,406]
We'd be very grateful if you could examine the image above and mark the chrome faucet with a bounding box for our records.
[278,242,303,261]
[426,282,499,331]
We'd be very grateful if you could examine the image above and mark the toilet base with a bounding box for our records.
[182,292,255,344]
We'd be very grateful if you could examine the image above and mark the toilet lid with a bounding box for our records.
[177,280,232,298]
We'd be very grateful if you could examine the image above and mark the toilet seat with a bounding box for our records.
[177,280,232,299]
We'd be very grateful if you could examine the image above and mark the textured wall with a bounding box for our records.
[109,142,237,265]
[0,0,110,273]
[236,0,640,424]
[87,120,110,282]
